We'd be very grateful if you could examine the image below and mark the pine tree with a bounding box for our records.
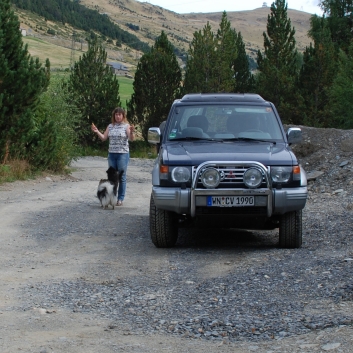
[319,0,353,53]
[233,32,255,93]
[127,31,181,141]
[299,17,336,127]
[256,0,301,123]
[184,12,240,94]
[214,12,238,92]
[327,42,353,128]
[65,38,120,146]
[0,0,50,163]
[183,22,218,93]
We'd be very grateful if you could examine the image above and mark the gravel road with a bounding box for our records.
[0,151,353,353]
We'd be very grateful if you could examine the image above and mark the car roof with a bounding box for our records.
[179,93,267,103]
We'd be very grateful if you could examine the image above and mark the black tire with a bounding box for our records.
[279,210,302,248]
[149,194,178,248]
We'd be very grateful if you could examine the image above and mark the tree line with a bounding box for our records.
[1,0,353,173]
[128,0,353,139]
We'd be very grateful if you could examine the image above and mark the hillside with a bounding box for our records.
[15,0,313,69]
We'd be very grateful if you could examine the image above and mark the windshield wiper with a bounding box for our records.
[224,137,277,144]
[171,137,216,141]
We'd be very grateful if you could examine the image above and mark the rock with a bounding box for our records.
[36,308,47,315]
[339,160,349,167]
[340,139,353,152]
[299,344,319,348]
[322,342,341,350]
[306,170,324,181]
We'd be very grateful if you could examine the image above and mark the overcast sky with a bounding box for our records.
[137,0,323,15]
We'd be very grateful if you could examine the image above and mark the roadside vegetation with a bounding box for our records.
[1,0,353,184]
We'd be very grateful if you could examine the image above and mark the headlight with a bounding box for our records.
[171,167,191,183]
[201,168,220,188]
[243,168,263,188]
[271,166,292,183]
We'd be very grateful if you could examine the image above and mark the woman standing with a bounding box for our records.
[91,107,135,206]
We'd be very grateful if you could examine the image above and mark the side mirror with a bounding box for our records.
[287,127,302,145]
[148,127,161,145]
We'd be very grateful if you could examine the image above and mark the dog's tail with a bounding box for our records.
[97,182,109,200]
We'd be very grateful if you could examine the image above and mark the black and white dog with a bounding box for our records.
[97,167,123,209]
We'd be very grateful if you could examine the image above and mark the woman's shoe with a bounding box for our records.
[117,200,123,206]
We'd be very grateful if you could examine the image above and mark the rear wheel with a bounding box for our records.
[149,194,178,248]
[279,210,302,248]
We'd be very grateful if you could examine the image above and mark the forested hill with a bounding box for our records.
[11,0,150,52]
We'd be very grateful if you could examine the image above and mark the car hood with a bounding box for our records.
[162,141,296,166]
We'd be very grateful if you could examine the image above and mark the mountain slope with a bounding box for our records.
[78,0,312,54]
[15,0,313,68]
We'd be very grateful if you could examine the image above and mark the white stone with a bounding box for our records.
[299,344,319,348]
[322,343,341,351]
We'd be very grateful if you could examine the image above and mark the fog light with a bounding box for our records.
[243,168,263,188]
[201,168,220,188]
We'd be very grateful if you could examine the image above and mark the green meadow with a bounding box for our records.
[118,76,134,107]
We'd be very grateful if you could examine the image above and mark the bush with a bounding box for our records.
[129,140,157,159]
[28,73,81,172]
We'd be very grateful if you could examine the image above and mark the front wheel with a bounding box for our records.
[149,194,178,248]
[279,210,302,248]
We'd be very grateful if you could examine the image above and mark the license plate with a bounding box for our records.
[207,196,254,207]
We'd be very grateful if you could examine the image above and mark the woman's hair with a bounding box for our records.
[111,107,128,125]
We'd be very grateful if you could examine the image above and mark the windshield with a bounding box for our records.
[165,105,284,142]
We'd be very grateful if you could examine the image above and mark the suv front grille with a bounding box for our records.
[193,165,267,188]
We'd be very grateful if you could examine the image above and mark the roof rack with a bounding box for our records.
[180,93,265,103]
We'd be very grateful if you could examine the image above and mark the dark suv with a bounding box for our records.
[148,93,307,248]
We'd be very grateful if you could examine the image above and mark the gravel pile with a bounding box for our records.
[290,125,353,200]
[14,127,353,344]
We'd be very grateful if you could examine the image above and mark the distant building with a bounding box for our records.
[107,62,130,76]
[20,28,27,36]
[262,2,267,7]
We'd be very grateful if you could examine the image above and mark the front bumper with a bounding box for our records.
[152,185,307,217]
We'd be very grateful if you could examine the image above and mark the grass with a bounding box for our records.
[0,160,34,183]
[23,36,72,68]
[129,140,157,159]
[49,71,134,108]
[23,33,138,70]
[118,76,134,107]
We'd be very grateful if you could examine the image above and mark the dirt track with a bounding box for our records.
[0,156,352,353]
